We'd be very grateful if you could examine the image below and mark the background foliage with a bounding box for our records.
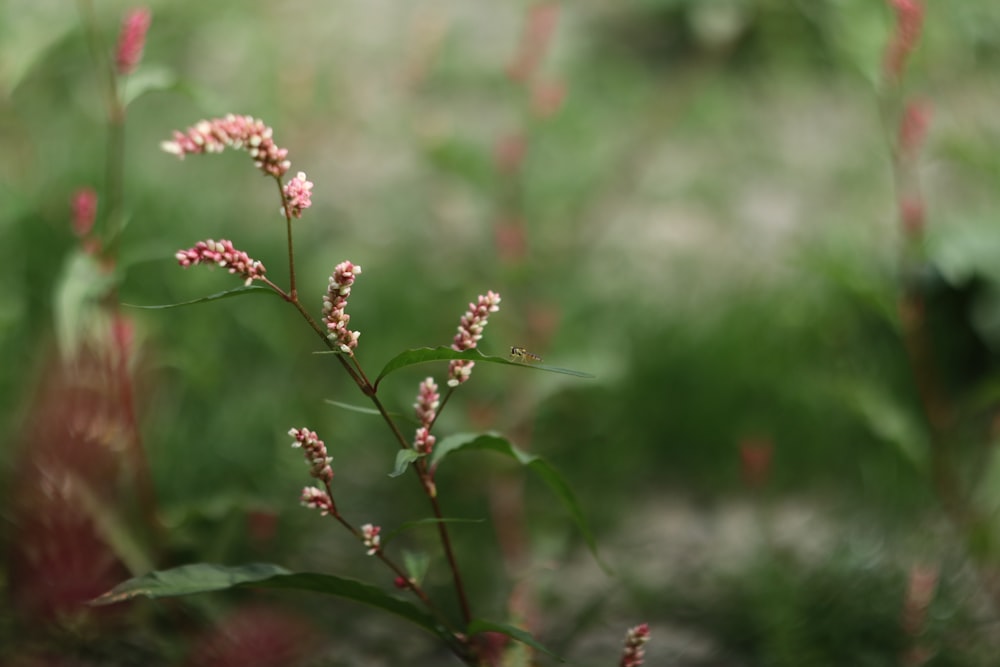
[3,0,1000,664]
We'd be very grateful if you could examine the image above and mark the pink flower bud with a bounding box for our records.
[71,188,98,237]
[116,8,152,75]
[361,523,381,555]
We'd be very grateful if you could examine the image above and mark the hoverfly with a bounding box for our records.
[509,346,543,363]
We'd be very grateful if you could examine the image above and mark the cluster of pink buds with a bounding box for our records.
[413,378,440,455]
[282,171,313,219]
[322,261,362,355]
[161,114,292,178]
[116,8,151,75]
[176,239,267,286]
[448,291,501,387]
[289,427,333,483]
[360,523,381,555]
[300,486,335,516]
[619,623,650,667]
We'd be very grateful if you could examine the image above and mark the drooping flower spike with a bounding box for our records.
[176,239,266,286]
[161,114,292,178]
[447,291,501,387]
[289,427,333,483]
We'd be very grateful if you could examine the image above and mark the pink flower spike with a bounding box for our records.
[361,523,381,556]
[884,0,924,82]
[322,261,362,355]
[161,114,292,178]
[300,486,335,516]
[289,427,334,483]
[116,8,152,75]
[71,188,98,237]
[412,377,440,454]
[175,239,266,286]
[447,291,501,387]
[282,171,314,219]
[619,623,650,667]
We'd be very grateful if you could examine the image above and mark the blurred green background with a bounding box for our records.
[4,0,1000,665]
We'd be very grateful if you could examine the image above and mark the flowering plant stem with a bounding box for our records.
[254,202,474,630]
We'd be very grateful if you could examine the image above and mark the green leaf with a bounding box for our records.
[324,399,386,416]
[122,64,178,107]
[54,250,118,358]
[467,619,563,661]
[402,550,431,586]
[391,449,423,478]
[374,346,595,389]
[91,563,448,639]
[123,285,279,309]
[91,562,291,603]
[431,433,610,573]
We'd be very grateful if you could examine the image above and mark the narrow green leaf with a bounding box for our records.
[391,449,423,478]
[123,285,278,309]
[90,562,290,604]
[431,433,610,573]
[324,399,385,416]
[90,563,447,639]
[374,346,594,389]
[467,619,563,661]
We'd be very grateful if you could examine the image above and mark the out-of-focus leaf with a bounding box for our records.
[431,432,609,572]
[423,136,496,190]
[324,399,386,416]
[467,619,563,661]
[54,250,118,358]
[123,285,279,309]
[374,346,594,389]
[0,3,76,96]
[842,381,929,471]
[402,550,431,586]
[390,449,423,478]
[122,64,178,107]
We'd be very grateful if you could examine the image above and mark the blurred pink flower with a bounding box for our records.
[161,115,291,178]
[448,291,501,387]
[898,101,931,161]
[176,239,267,286]
[71,188,98,237]
[884,0,924,82]
[619,623,650,667]
[116,8,151,75]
